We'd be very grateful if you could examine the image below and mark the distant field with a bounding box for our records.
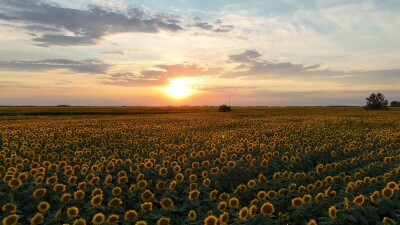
[1,107,399,224]
[1,105,399,116]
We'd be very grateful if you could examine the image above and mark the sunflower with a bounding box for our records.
[156,181,166,190]
[247,180,256,188]
[108,198,122,208]
[53,183,66,193]
[124,210,138,221]
[77,181,87,190]
[267,190,277,199]
[141,202,153,212]
[189,190,200,201]
[92,188,103,196]
[2,203,17,213]
[289,183,297,192]
[91,195,103,208]
[204,215,218,225]
[238,207,248,220]
[307,219,317,225]
[111,187,122,196]
[203,178,211,187]
[66,206,79,218]
[353,194,364,207]
[175,173,184,182]
[382,187,394,200]
[157,217,170,225]
[137,180,148,189]
[135,221,147,225]
[386,181,398,190]
[53,209,61,222]
[302,194,312,203]
[315,193,324,202]
[30,213,44,225]
[74,190,85,200]
[369,191,379,204]
[72,218,87,225]
[61,193,71,203]
[328,206,336,220]
[8,178,22,188]
[38,201,50,212]
[160,198,174,210]
[188,210,196,221]
[210,190,218,200]
[249,205,257,218]
[2,214,19,225]
[228,197,240,209]
[92,213,105,225]
[258,173,268,183]
[159,167,168,176]
[219,193,230,202]
[260,202,275,217]
[46,175,57,185]
[106,214,119,224]
[382,217,396,224]
[218,201,227,212]
[291,197,303,207]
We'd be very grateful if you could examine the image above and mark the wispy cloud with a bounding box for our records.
[0,59,110,73]
[102,63,220,87]
[0,0,234,46]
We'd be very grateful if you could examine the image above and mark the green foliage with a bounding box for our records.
[390,101,400,107]
[365,92,388,110]
[218,104,232,112]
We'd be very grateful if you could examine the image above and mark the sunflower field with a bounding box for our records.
[1,107,399,225]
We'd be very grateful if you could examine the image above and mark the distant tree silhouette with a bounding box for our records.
[218,104,232,112]
[364,92,388,110]
[390,101,400,107]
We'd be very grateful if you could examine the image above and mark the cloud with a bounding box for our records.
[0,59,110,73]
[0,0,234,46]
[0,0,183,46]
[224,49,334,78]
[191,17,234,32]
[100,50,125,55]
[102,63,220,87]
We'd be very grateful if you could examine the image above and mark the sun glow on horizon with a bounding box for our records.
[164,77,197,100]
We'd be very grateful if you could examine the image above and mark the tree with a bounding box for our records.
[364,92,388,110]
[390,101,400,107]
[218,104,232,112]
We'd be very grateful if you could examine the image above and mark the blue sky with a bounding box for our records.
[0,0,399,106]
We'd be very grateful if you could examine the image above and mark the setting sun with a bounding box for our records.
[165,77,197,100]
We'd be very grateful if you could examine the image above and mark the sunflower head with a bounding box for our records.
[124,210,138,221]
[106,214,119,225]
[108,198,122,208]
[328,206,337,220]
[353,194,364,207]
[92,213,105,225]
[157,217,170,225]
[2,214,19,225]
[30,213,44,225]
[260,202,275,217]
[160,198,174,210]
[291,197,304,207]
[72,218,87,225]
[204,215,218,225]
[67,206,79,218]
[61,193,71,203]
[219,212,229,225]
[238,207,248,220]
[141,202,153,212]
[2,203,17,213]
[188,210,196,221]
[37,201,50,212]
[228,197,239,209]
[90,195,103,208]
[382,187,394,200]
